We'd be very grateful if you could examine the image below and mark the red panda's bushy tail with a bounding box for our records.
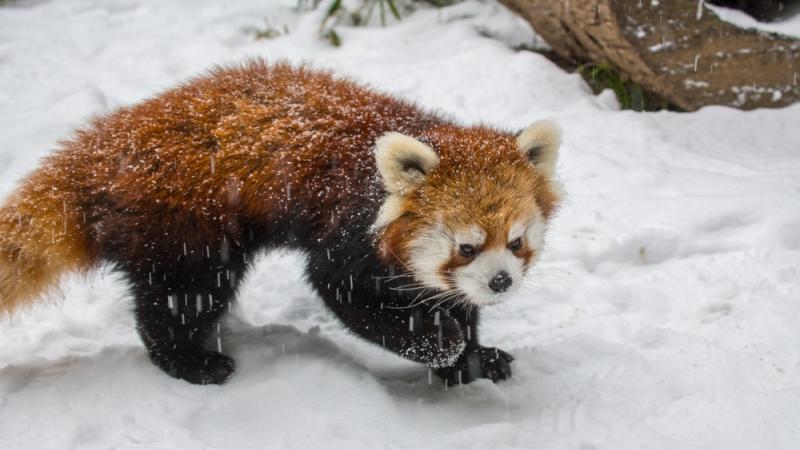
[0,166,97,315]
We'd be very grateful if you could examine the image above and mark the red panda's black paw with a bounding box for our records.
[159,349,236,385]
[476,346,514,383]
[435,346,514,386]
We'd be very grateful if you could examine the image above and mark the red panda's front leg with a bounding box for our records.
[318,285,468,370]
[434,307,514,385]
[435,346,514,385]
[324,290,512,384]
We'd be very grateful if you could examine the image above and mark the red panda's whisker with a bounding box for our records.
[407,289,435,309]
[428,294,464,313]
[384,245,416,275]
[383,302,425,310]
[426,290,466,313]
[388,285,427,292]
[521,278,570,288]
[373,273,414,281]
[406,290,450,307]
[419,290,456,302]
[389,281,428,289]
[383,287,437,310]
[521,269,574,287]
[451,296,472,315]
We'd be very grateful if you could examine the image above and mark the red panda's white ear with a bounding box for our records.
[375,132,439,195]
[516,120,561,178]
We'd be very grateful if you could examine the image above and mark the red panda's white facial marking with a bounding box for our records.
[373,122,561,306]
[406,222,453,292]
[454,225,486,250]
[453,248,524,305]
[434,214,547,305]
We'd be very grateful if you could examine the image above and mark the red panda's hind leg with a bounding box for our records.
[121,240,248,385]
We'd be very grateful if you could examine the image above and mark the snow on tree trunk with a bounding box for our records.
[499,0,800,111]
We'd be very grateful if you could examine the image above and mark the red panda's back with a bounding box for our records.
[50,61,440,240]
[0,60,446,313]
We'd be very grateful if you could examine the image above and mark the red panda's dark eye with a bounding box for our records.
[508,238,522,252]
[459,244,476,258]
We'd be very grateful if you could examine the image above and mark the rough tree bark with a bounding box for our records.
[499,0,800,111]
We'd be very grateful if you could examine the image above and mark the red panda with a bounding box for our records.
[0,60,562,385]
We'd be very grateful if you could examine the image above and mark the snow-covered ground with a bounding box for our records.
[708,2,800,38]
[1,1,799,449]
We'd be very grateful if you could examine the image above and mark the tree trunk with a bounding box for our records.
[499,0,800,111]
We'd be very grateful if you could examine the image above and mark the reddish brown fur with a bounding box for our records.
[0,60,558,314]
[0,170,96,312]
[0,60,446,313]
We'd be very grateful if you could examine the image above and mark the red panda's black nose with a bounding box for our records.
[489,271,512,293]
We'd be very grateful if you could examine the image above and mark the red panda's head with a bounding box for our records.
[373,121,562,306]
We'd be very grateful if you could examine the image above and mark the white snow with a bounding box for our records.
[1,0,800,449]
[707,2,800,38]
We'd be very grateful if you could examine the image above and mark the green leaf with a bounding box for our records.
[630,84,645,111]
[387,0,402,20]
[328,29,342,47]
[322,0,342,27]
[325,0,342,18]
